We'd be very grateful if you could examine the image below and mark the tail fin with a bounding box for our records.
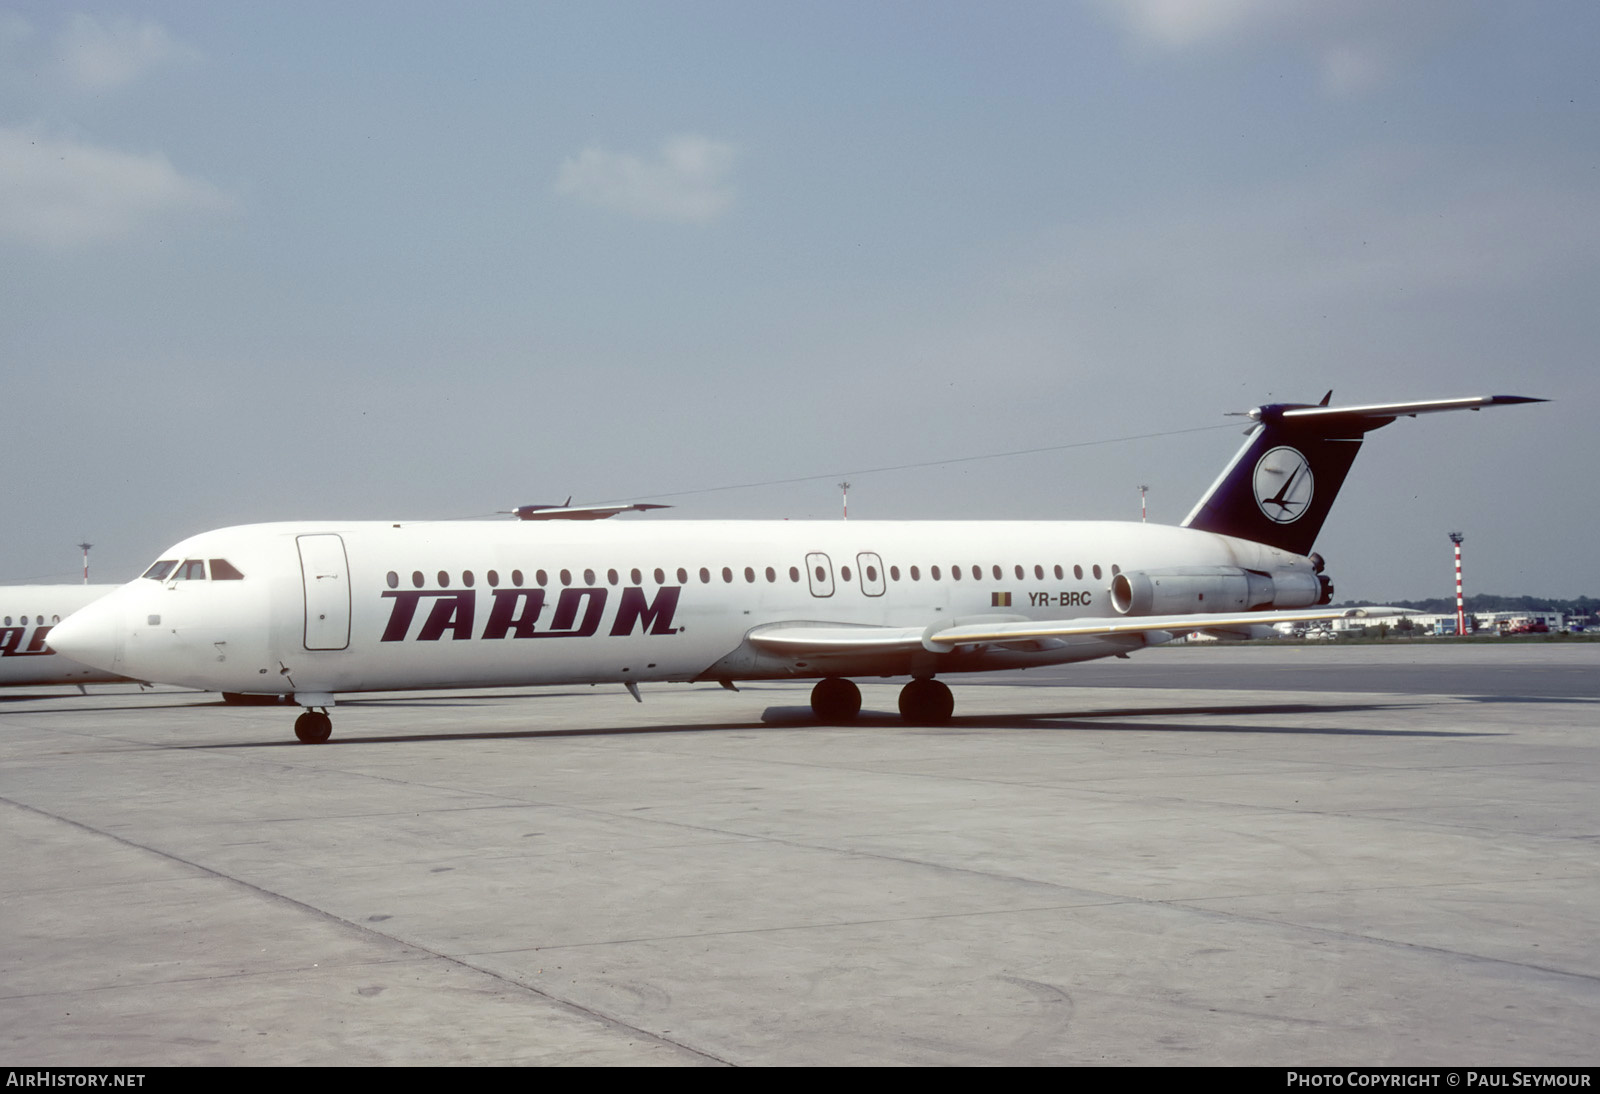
[1181,395,1545,555]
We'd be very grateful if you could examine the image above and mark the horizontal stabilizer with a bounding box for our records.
[508,502,672,521]
[1260,394,1546,429]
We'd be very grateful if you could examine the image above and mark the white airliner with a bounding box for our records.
[48,395,1542,742]
[0,585,130,688]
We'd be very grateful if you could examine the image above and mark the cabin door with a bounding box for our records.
[297,534,351,651]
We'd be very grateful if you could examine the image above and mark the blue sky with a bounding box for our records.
[3,2,1594,601]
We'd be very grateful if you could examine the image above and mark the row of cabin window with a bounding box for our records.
[140,559,246,581]
[387,562,1120,590]
[3,615,59,626]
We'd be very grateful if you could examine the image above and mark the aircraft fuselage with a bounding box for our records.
[56,519,1315,697]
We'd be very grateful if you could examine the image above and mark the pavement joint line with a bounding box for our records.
[0,793,734,1066]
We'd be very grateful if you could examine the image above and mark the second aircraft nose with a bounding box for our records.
[46,602,123,673]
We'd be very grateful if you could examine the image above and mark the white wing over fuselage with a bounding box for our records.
[48,518,1329,697]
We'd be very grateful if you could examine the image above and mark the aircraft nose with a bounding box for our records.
[48,602,122,672]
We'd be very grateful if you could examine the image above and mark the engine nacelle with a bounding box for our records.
[1110,566,1323,616]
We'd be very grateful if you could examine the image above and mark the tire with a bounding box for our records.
[293,711,333,743]
[810,677,862,722]
[898,678,954,725]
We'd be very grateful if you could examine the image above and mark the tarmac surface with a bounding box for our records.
[2,642,1596,1066]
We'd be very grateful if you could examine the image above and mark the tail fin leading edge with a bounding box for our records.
[1180,395,1545,555]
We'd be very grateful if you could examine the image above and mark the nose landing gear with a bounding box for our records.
[294,710,332,743]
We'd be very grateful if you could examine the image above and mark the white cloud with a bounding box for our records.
[0,126,234,248]
[554,135,736,224]
[1105,0,1285,50]
[1318,42,1389,99]
[1097,0,1456,97]
[56,13,194,92]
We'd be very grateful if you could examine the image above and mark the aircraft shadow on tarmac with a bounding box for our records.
[4,688,1508,746]
[0,696,199,716]
[760,701,1502,738]
[160,695,1506,749]
[1453,693,1600,704]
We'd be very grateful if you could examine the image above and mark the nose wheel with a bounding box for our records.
[294,710,333,743]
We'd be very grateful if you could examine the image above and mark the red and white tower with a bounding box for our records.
[1139,484,1149,523]
[77,542,93,585]
[1449,532,1465,637]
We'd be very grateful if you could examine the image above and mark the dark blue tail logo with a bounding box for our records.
[1252,446,1314,524]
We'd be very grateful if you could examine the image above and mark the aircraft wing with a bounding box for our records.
[922,608,1364,649]
[747,607,1368,657]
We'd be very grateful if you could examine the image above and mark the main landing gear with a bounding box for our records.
[810,677,862,722]
[897,677,954,724]
[808,676,955,725]
[294,709,332,744]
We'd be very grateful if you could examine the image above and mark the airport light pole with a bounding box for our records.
[1449,532,1465,637]
[839,481,850,520]
[78,542,93,585]
[1139,484,1149,523]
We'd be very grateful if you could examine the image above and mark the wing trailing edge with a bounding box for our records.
[746,608,1369,658]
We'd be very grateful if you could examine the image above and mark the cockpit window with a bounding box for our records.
[173,559,207,581]
[142,560,178,581]
[209,559,245,580]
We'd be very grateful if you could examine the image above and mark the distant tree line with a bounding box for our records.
[1335,595,1600,618]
